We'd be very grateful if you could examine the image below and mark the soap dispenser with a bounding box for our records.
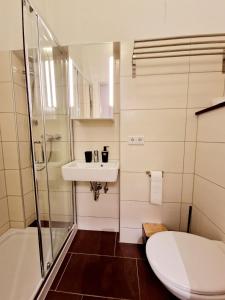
[102,146,109,163]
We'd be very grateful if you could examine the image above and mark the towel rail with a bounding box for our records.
[132,33,225,77]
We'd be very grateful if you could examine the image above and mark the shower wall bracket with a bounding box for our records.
[132,33,225,78]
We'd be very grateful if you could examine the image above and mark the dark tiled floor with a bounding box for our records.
[45,230,178,300]
[69,230,116,256]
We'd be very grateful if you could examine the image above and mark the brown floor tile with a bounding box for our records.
[45,291,81,300]
[137,260,178,300]
[57,254,139,299]
[83,297,117,300]
[51,253,71,290]
[115,240,146,259]
[69,230,116,255]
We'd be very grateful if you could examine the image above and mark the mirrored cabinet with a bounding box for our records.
[68,42,119,120]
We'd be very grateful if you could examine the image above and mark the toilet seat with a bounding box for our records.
[146,232,225,298]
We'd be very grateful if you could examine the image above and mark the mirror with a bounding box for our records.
[68,42,119,119]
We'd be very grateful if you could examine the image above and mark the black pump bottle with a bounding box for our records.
[102,146,109,163]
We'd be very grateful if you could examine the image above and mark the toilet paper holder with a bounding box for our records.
[146,171,164,177]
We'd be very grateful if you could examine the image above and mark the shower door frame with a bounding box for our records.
[21,0,76,279]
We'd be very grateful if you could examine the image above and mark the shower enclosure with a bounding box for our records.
[0,0,76,298]
[22,0,76,275]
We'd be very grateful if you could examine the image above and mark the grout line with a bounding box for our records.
[53,289,130,300]
[191,114,199,211]
[55,253,73,291]
[120,70,223,79]
[196,141,225,144]
[120,140,190,143]
[136,259,141,300]
[67,251,143,260]
[74,140,120,143]
[114,232,117,256]
[195,173,225,190]
[120,199,182,204]
[178,54,191,231]
[192,204,225,235]
[78,216,119,220]
[120,107,206,112]
[120,170,194,175]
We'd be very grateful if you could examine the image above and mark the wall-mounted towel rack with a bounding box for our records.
[132,33,225,77]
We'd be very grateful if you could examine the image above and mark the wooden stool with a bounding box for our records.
[142,223,168,243]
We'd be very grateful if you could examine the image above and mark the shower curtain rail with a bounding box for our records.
[132,33,225,77]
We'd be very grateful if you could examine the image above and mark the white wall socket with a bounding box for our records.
[128,136,144,145]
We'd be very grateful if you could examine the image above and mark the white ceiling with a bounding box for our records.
[1,0,225,50]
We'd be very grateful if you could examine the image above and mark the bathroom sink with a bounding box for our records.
[61,160,119,182]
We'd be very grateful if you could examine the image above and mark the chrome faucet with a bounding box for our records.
[93,150,99,162]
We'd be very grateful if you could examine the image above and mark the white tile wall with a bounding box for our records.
[5,170,22,195]
[120,201,161,228]
[0,197,9,229]
[185,109,199,141]
[187,72,225,108]
[193,175,225,233]
[73,57,120,231]
[195,142,225,188]
[120,172,182,203]
[74,116,119,142]
[119,227,143,244]
[74,141,119,161]
[192,107,225,241]
[14,84,28,115]
[135,57,190,76]
[121,142,184,173]
[0,113,17,141]
[197,108,225,142]
[8,196,24,222]
[182,174,194,204]
[76,180,119,194]
[2,142,19,169]
[77,193,119,219]
[120,109,186,141]
[0,51,12,82]
[180,203,191,232]
[191,207,225,242]
[120,74,188,110]
[0,171,6,199]
[0,50,36,231]
[0,83,14,112]
[119,41,225,244]
[183,142,196,173]
[78,216,119,232]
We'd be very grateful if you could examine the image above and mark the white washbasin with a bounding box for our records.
[61,160,119,182]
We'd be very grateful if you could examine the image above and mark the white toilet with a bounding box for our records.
[146,231,225,300]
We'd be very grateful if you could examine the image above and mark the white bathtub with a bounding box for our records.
[0,228,43,300]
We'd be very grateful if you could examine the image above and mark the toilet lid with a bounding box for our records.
[146,231,225,296]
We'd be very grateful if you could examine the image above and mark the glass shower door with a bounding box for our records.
[37,17,74,258]
[23,0,74,276]
[22,3,52,275]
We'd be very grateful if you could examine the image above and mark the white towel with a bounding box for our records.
[150,171,162,205]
